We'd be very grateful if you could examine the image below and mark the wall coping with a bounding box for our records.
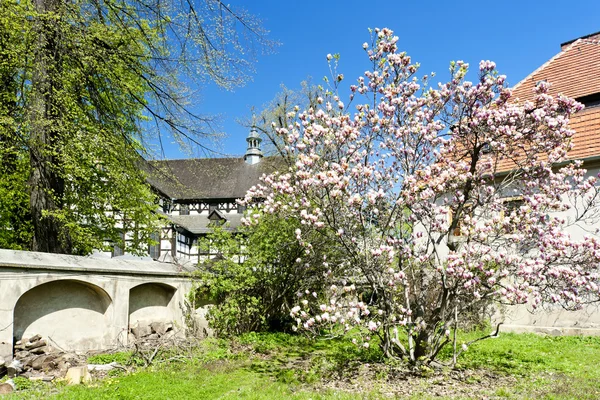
[0,249,188,278]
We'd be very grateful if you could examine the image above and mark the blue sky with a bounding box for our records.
[162,0,600,159]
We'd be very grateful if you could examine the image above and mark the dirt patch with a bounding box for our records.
[245,348,518,399]
[318,366,517,398]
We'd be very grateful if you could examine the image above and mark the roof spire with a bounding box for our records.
[244,125,263,165]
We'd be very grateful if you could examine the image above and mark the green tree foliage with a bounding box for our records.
[0,0,275,254]
[0,1,33,249]
[193,213,343,336]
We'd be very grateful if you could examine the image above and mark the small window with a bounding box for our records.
[237,204,246,214]
[481,142,492,154]
[576,93,600,109]
[180,204,190,215]
[148,231,160,259]
[112,232,125,257]
[502,196,524,215]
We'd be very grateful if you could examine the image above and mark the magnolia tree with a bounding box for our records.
[242,28,600,365]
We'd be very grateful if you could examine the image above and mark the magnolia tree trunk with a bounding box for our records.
[28,0,70,253]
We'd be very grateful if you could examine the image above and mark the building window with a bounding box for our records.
[481,142,492,154]
[180,204,190,215]
[575,92,600,109]
[177,233,193,256]
[502,196,524,215]
[237,204,246,214]
[148,231,160,259]
[209,203,217,213]
[112,232,125,257]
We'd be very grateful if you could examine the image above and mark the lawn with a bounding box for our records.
[5,331,600,399]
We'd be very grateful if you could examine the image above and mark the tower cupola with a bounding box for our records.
[244,126,263,165]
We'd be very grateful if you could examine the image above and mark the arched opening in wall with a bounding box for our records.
[128,283,176,334]
[13,280,112,352]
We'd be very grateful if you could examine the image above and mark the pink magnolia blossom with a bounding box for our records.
[242,28,600,365]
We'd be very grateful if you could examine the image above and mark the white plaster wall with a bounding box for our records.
[494,165,600,334]
[128,283,176,327]
[553,166,600,242]
[494,303,600,336]
[0,266,191,360]
[13,280,113,351]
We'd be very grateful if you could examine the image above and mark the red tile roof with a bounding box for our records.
[512,33,600,101]
[509,33,600,165]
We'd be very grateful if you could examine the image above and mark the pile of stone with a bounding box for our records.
[129,321,175,342]
[8,335,83,381]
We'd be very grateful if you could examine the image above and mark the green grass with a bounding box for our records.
[53,365,359,400]
[452,332,600,375]
[449,332,600,399]
[6,332,600,399]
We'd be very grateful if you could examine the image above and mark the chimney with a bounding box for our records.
[244,126,263,165]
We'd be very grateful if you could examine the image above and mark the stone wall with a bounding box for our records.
[0,250,191,360]
[494,303,600,336]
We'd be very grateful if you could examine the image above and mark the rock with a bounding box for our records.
[65,366,91,385]
[31,355,48,370]
[14,350,30,359]
[131,324,152,339]
[0,382,14,395]
[88,362,118,372]
[57,360,72,373]
[25,340,46,350]
[41,358,57,371]
[150,322,167,336]
[30,346,51,355]
[13,343,26,351]
[7,360,22,378]
[147,333,159,340]
[28,335,42,343]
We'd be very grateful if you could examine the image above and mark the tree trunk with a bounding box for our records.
[28,0,71,253]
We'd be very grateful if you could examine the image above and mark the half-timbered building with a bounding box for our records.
[144,128,281,264]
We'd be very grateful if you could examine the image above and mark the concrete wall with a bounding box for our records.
[13,280,113,351]
[495,303,600,336]
[129,283,177,328]
[0,252,191,360]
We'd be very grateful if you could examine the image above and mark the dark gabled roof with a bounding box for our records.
[146,156,284,201]
[208,209,226,220]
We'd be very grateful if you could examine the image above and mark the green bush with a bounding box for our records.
[191,213,343,336]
